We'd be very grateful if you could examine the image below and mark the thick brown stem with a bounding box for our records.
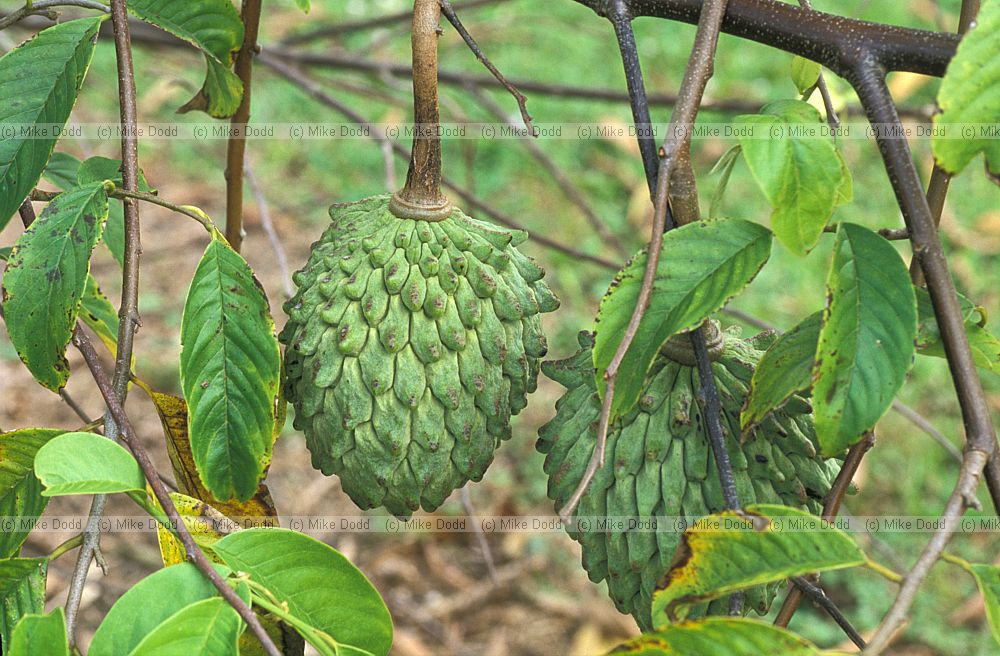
[391,0,451,220]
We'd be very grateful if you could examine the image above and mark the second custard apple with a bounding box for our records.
[281,195,558,515]
[537,324,840,629]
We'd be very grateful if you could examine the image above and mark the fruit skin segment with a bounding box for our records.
[537,329,839,630]
[281,195,559,516]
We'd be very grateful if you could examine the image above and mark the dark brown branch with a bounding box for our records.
[224,0,264,253]
[257,53,620,270]
[609,6,660,194]
[577,0,958,78]
[439,0,534,134]
[72,329,282,656]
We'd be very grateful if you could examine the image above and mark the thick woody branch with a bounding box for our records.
[575,0,958,78]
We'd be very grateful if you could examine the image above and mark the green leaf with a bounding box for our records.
[80,275,121,357]
[43,155,133,266]
[103,202,126,267]
[922,323,1000,374]
[741,312,822,433]
[593,220,772,418]
[735,100,850,255]
[34,432,145,496]
[0,429,64,558]
[913,285,998,373]
[650,505,865,625]
[77,156,153,192]
[708,145,741,219]
[126,0,245,118]
[812,223,917,456]
[915,285,984,349]
[212,528,393,656]
[0,18,101,229]
[0,558,47,650]
[2,183,110,391]
[607,617,830,655]
[127,597,243,656]
[962,563,1000,648]
[42,152,82,191]
[7,608,68,656]
[932,0,1000,176]
[790,56,821,95]
[89,563,232,656]
[293,0,310,12]
[180,237,280,501]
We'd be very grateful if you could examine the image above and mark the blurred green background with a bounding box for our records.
[3,0,999,653]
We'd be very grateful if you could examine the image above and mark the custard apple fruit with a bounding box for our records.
[281,195,558,515]
[537,325,839,629]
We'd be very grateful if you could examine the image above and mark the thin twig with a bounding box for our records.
[775,432,876,627]
[64,1,144,641]
[909,1,975,283]
[439,0,535,134]
[460,487,499,583]
[824,224,909,240]
[58,389,93,424]
[32,187,215,231]
[891,401,963,463]
[279,0,510,45]
[257,52,620,270]
[865,449,988,653]
[244,163,295,299]
[72,328,282,656]
[224,0,263,253]
[0,0,109,30]
[790,576,866,648]
[466,85,630,258]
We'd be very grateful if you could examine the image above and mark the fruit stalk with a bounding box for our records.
[391,0,452,220]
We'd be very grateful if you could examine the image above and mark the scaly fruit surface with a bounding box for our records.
[537,329,839,629]
[281,195,558,515]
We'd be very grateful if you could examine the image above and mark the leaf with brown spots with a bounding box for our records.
[1,183,109,391]
[650,505,865,626]
[812,223,916,456]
